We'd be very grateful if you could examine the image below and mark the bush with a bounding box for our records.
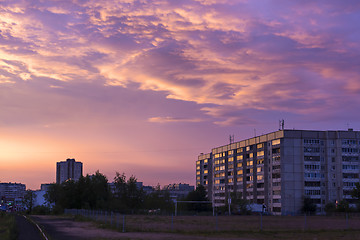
[32,205,51,215]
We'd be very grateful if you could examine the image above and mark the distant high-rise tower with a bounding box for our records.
[56,158,83,184]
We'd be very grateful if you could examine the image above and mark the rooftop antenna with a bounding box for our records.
[254,128,257,137]
[279,119,285,130]
[229,135,234,144]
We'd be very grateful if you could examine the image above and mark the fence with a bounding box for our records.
[64,209,360,233]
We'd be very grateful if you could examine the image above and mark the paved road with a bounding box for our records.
[31,216,83,240]
[15,215,44,240]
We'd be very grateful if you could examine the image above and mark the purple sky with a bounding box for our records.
[1,0,360,189]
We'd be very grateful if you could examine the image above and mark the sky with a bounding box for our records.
[1,0,360,190]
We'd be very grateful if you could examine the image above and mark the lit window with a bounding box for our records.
[257,175,263,181]
[237,170,243,175]
[204,170,208,174]
[257,151,264,157]
[237,155,243,160]
[204,159,208,164]
[272,139,280,145]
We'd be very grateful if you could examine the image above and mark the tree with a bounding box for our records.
[302,197,316,215]
[324,202,336,214]
[230,192,250,215]
[351,182,360,205]
[23,190,36,213]
[185,185,211,212]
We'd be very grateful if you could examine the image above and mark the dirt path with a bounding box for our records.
[31,215,252,240]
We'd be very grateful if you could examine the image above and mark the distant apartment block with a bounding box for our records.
[197,129,360,215]
[0,182,26,200]
[0,182,26,211]
[56,158,83,184]
[163,183,195,200]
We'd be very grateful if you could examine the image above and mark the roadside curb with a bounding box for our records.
[23,215,49,240]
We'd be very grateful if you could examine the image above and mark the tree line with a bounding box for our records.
[40,171,210,215]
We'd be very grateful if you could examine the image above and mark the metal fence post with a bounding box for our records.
[122,215,126,233]
[216,213,219,231]
[171,214,174,231]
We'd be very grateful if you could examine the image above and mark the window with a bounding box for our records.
[272,173,281,179]
[196,166,200,170]
[257,159,264,165]
[272,139,281,145]
[237,155,243,160]
[304,139,320,144]
[228,150,233,155]
[304,181,320,187]
[196,171,200,175]
[343,165,359,170]
[304,164,320,170]
[249,153,254,158]
[342,148,358,153]
[343,173,359,179]
[257,167,263,173]
[305,189,320,195]
[237,170,243,175]
[228,157,234,163]
[196,161,200,165]
[219,166,225,171]
[247,160,253,166]
[304,156,320,161]
[215,180,220,184]
[237,177,243,182]
[304,147,320,153]
[237,148,243,153]
[257,143,264,149]
[257,151,264,157]
[342,139,357,145]
[228,178,233,183]
[272,165,281,170]
[237,163,243,168]
[204,170,208,174]
[257,175,263,181]
[204,159,208,164]
[246,146,250,151]
[228,164,234,169]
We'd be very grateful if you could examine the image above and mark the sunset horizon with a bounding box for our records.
[1,0,360,190]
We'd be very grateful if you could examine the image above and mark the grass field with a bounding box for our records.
[71,212,360,239]
[0,212,17,240]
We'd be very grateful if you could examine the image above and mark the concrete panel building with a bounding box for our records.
[196,129,360,215]
[56,158,83,184]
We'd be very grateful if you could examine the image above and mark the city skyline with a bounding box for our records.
[1,1,360,189]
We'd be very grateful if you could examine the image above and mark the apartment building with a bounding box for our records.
[56,158,83,184]
[196,129,360,215]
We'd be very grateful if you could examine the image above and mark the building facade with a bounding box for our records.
[0,182,26,211]
[56,158,83,184]
[196,129,360,215]
[163,183,195,200]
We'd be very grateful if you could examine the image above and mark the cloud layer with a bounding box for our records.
[1,0,360,126]
[1,0,360,188]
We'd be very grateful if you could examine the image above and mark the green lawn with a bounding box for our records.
[0,212,17,240]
